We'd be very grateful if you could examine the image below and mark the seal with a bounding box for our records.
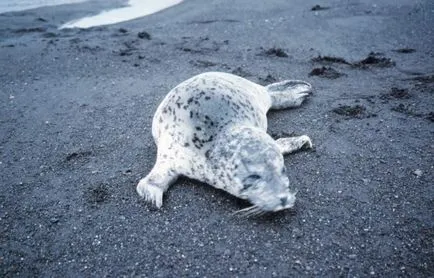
[137,72,313,213]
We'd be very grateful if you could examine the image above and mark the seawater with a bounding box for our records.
[0,0,87,13]
[60,0,183,29]
[0,0,183,29]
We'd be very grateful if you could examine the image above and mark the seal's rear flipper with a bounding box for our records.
[136,163,178,208]
[266,80,312,109]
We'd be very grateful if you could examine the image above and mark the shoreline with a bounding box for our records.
[60,0,183,29]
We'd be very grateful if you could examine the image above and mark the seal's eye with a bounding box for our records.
[243,174,261,190]
[281,167,287,174]
[247,174,261,180]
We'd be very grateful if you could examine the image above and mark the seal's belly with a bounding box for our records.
[153,72,271,149]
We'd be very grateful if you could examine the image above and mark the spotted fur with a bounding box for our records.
[137,72,313,212]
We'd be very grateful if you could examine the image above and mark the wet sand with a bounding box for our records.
[1,0,433,276]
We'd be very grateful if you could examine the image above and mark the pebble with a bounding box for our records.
[413,169,422,177]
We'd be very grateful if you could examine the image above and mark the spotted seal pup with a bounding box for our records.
[137,72,313,213]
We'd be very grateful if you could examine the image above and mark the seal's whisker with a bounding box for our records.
[232,205,255,215]
[240,206,264,218]
[251,208,266,218]
[232,205,258,217]
[240,208,256,217]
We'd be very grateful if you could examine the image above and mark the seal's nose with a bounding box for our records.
[280,196,288,206]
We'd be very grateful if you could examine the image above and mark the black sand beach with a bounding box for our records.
[1,0,433,276]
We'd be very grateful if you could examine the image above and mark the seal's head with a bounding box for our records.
[233,131,296,212]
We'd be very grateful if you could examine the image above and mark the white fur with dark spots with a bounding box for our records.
[137,72,313,212]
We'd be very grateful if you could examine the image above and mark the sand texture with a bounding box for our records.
[0,0,433,276]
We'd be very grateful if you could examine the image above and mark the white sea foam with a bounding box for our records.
[60,0,183,29]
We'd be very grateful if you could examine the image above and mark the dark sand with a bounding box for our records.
[1,0,433,276]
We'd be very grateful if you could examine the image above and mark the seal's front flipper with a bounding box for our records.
[136,163,178,208]
[275,135,312,155]
[266,80,312,109]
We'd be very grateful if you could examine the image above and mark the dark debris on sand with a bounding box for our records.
[407,74,434,91]
[426,112,434,122]
[231,67,252,77]
[391,104,424,118]
[311,55,350,65]
[14,27,47,33]
[138,31,151,40]
[309,66,345,79]
[258,74,278,85]
[312,53,395,68]
[43,32,58,38]
[261,47,288,58]
[410,74,434,83]
[65,151,92,162]
[188,19,240,24]
[176,36,225,54]
[380,87,411,100]
[36,17,48,22]
[332,105,367,118]
[353,52,395,68]
[311,5,330,11]
[85,183,110,206]
[393,48,416,53]
[189,60,217,68]
[116,40,140,56]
